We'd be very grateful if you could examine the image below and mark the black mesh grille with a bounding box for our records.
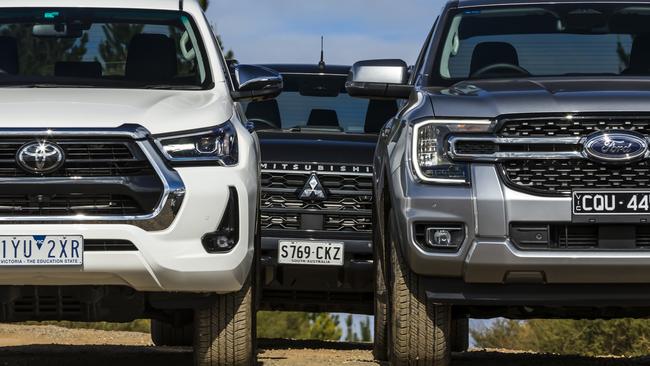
[260,169,372,234]
[454,140,498,155]
[502,159,650,195]
[499,116,650,137]
[511,223,650,250]
[0,137,163,217]
[490,116,650,195]
[0,194,142,216]
[85,240,137,251]
[0,140,153,177]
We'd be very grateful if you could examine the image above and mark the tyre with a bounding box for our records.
[388,210,451,366]
[194,272,255,366]
[373,229,388,360]
[451,318,470,352]
[151,319,193,347]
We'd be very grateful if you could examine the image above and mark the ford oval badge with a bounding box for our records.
[584,131,648,163]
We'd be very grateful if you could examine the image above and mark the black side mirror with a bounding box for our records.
[231,64,283,101]
[346,59,411,99]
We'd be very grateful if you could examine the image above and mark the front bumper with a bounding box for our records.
[259,235,373,313]
[0,164,257,293]
[395,163,650,288]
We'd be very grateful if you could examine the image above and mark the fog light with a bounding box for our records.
[202,187,239,253]
[424,225,464,250]
[432,229,452,246]
[202,232,236,252]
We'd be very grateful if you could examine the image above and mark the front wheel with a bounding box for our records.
[194,274,255,366]
[388,210,451,366]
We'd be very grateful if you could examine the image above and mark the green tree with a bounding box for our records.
[257,312,311,339]
[98,24,144,75]
[345,315,358,342]
[257,312,342,341]
[472,318,650,357]
[359,316,372,342]
[200,0,209,11]
[1,25,88,75]
[309,313,342,341]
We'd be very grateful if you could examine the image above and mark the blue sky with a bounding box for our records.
[206,0,447,65]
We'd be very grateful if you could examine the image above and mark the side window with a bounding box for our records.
[410,18,437,85]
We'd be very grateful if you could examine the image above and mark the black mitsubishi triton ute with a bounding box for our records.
[244,64,397,314]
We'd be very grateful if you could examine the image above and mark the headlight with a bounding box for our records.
[155,121,238,166]
[412,120,491,184]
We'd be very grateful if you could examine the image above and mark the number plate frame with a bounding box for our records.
[0,235,83,266]
[278,240,344,266]
[572,190,650,223]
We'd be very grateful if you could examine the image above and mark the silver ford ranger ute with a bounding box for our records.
[348,0,650,365]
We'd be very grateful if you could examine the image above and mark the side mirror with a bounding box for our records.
[231,64,283,101]
[346,59,411,99]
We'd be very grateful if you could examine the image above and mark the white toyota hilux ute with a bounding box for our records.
[0,0,282,365]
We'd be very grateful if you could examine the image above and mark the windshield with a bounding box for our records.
[244,73,397,134]
[436,4,650,82]
[0,8,211,89]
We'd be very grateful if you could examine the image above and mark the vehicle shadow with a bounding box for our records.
[455,350,650,366]
[0,343,649,366]
[0,345,193,366]
[258,338,373,351]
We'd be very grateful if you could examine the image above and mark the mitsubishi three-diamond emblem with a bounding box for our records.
[299,173,327,201]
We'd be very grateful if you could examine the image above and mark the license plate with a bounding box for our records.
[573,191,650,215]
[0,236,83,266]
[278,241,344,266]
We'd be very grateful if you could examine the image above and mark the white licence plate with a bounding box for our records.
[278,241,344,266]
[0,236,83,266]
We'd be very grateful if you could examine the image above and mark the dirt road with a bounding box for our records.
[0,324,649,365]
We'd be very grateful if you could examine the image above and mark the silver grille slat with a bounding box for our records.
[449,116,650,195]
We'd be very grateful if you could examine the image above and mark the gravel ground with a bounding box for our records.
[0,324,650,365]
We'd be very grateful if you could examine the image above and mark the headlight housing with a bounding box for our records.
[412,119,491,184]
[155,121,238,166]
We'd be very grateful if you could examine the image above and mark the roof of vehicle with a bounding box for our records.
[455,0,650,8]
[0,0,199,11]
[261,64,351,76]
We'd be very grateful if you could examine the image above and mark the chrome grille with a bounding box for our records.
[260,167,373,234]
[261,212,300,230]
[0,139,153,177]
[450,115,650,195]
[262,172,372,192]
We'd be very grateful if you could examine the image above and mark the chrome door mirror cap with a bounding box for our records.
[231,64,283,101]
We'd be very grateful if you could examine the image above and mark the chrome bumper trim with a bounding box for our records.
[0,125,185,231]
